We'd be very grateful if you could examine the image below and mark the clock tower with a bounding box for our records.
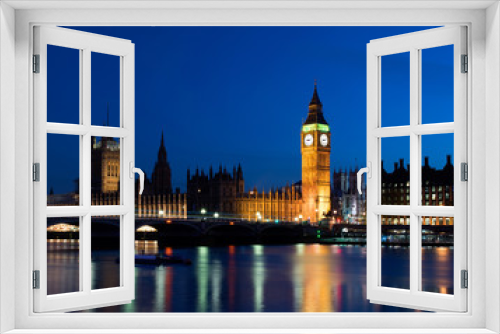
[301,82,331,223]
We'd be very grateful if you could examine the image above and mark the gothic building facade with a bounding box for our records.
[91,136,120,194]
[187,164,244,214]
[51,83,335,223]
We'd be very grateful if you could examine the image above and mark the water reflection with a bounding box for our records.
[47,241,455,312]
[422,246,454,294]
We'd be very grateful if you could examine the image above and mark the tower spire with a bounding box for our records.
[309,80,322,107]
[304,80,327,125]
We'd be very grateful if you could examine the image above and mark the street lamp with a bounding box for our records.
[201,208,206,215]
[256,212,261,221]
[214,212,219,219]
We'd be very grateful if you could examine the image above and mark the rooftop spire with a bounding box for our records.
[157,130,167,163]
[304,80,328,125]
[309,79,322,106]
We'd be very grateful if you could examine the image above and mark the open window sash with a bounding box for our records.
[365,26,467,312]
[33,26,136,312]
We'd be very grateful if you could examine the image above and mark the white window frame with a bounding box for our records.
[366,26,467,312]
[33,26,136,313]
[0,1,499,333]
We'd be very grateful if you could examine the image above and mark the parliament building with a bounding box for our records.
[51,83,334,223]
[186,83,331,223]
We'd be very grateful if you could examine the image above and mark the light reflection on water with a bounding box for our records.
[45,240,454,312]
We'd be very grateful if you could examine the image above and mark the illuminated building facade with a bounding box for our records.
[300,83,331,222]
[91,136,120,194]
[186,165,303,222]
[381,156,454,225]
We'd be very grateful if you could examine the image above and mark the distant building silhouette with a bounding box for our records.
[150,131,173,195]
[187,164,244,214]
[380,156,454,225]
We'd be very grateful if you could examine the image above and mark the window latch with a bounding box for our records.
[357,162,371,195]
[129,162,145,195]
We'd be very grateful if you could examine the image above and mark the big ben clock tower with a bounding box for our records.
[301,82,331,223]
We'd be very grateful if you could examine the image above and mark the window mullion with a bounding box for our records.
[82,48,92,294]
[409,48,420,294]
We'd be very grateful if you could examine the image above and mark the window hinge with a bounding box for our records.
[461,54,468,73]
[33,270,40,289]
[461,162,468,181]
[33,54,40,73]
[461,270,468,289]
[33,163,40,182]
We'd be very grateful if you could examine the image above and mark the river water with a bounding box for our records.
[47,240,454,312]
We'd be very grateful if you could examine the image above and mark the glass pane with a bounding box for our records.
[91,52,120,127]
[381,136,410,205]
[421,45,454,124]
[47,134,80,206]
[381,215,410,290]
[421,133,454,206]
[381,52,410,127]
[47,217,80,295]
[91,216,121,290]
[91,136,121,205]
[421,217,454,294]
[47,45,80,124]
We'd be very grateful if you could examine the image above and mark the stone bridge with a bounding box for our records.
[47,217,315,240]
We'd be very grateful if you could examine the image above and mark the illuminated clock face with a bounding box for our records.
[320,134,328,147]
[304,134,314,146]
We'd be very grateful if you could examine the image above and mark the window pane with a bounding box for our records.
[381,215,410,290]
[91,136,121,205]
[421,133,454,206]
[421,45,454,124]
[47,134,80,206]
[91,52,120,127]
[47,45,80,124]
[91,216,121,290]
[381,136,410,205]
[421,217,454,294]
[47,217,80,295]
[381,52,410,127]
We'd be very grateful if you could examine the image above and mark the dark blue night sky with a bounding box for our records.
[47,26,454,194]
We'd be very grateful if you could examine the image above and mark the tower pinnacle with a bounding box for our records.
[304,81,328,125]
